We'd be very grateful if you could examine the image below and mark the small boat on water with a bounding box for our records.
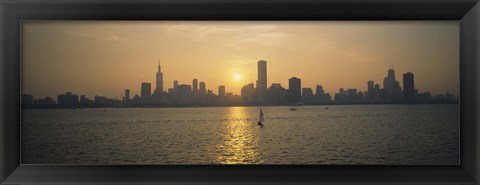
[325,107,329,109]
[257,108,264,126]
[289,106,297,111]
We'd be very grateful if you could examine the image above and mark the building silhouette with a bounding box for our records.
[218,85,226,97]
[141,82,151,103]
[177,84,192,104]
[302,88,314,104]
[155,62,163,95]
[314,85,330,103]
[383,67,403,102]
[95,96,120,106]
[79,95,94,105]
[368,83,381,103]
[193,79,198,94]
[403,72,415,103]
[241,83,256,104]
[367,81,374,102]
[315,85,324,96]
[288,77,301,104]
[23,61,460,108]
[22,94,34,105]
[36,97,56,105]
[199,81,206,94]
[124,89,130,102]
[218,85,226,103]
[347,89,362,103]
[57,92,79,106]
[173,80,178,91]
[268,83,287,104]
[367,81,374,90]
[335,88,348,103]
[257,60,267,103]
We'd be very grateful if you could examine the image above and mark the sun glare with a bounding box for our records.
[234,74,241,80]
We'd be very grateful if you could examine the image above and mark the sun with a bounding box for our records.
[233,74,241,80]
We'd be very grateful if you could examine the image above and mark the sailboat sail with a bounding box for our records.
[259,108,264,123]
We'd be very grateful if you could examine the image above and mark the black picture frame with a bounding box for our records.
[1,0,479,184]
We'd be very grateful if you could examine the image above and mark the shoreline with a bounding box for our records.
[21,102,460,110]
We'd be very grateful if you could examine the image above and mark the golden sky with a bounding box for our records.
[22,21,459,100]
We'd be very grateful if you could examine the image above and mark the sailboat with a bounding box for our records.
[257,108,264,126]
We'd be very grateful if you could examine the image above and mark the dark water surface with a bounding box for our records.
[21,104,459,164]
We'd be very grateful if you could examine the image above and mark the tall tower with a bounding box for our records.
[367,81,374,90]
[174,80,178,90]
[199,81,206,94]
[156,60,164,94]
[124,89,130,102]
[193,79,198,93]
[403,72,415,103]
[383,66,403,102]
[257,60,267,103]
[288,77,301,104]
[218,85,226,97]
[141,82,151,103]
[384,68,395,92]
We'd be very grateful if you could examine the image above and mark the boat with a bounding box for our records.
[325,107,329,109]
[257,108,264,126]
[289,106,297,111]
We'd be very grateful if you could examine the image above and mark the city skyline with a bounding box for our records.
[22,60,458,108]
[22,21,459,99]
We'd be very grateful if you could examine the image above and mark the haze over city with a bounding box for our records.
[22,21,459,100]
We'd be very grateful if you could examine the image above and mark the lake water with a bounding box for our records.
[21,104,459,165]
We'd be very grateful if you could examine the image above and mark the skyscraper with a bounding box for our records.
[316,85,324,96]
[367,81,374,102]
[199,81,206,94]
[241,83,256,104]
[218,85,226,97]
[177,84,192,104]
[124,89,130,101]
[315,85,325,103]
[367,81,374,91]
[383,67,403,102]
[288,77,301,103]
[268,83,287,104]
[155,62,163,94]
[403,72,415,103]
[193,79,198,93]
[141,82,151,102]
[383,68,396,92]
[257,60,267,103]
[57,92,79,106]
[174,80,178,90]
[302,88,314,103]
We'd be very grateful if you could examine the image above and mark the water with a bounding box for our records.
[21,104,459,165]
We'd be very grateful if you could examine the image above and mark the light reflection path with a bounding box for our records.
[216,107,263,164]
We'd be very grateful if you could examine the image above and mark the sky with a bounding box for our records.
[22,21,459,100]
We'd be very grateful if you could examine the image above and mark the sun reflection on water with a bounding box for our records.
[216,107,263,164]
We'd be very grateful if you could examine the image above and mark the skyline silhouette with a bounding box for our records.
[22,21,459,100]
[22,59,458,108]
